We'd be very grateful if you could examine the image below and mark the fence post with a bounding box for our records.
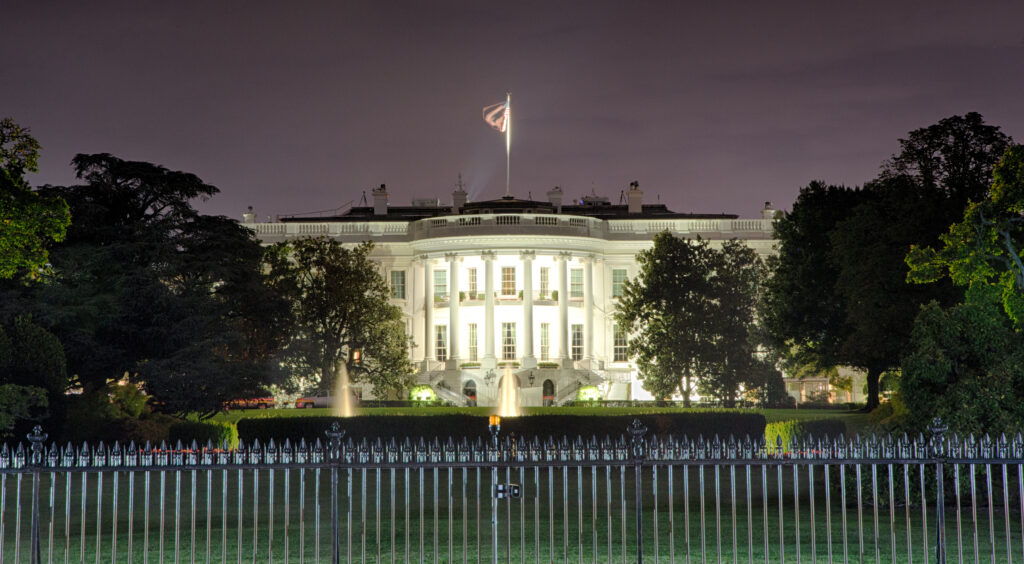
[27,425,47,564]
[489,416,501,564]
[326,422,346,564]
[930,418,947,564]
[628,419,648,564]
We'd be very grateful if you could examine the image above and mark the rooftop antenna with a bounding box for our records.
[359,191,368,206]
[528,191,532,200]
[455,172,466,192]
[619,190,626,204]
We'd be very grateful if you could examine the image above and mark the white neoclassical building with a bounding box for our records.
[245,182,777,406]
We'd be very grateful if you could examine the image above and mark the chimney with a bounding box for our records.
[627,181,643,214]
[547,186,563,214]
[452,186,468,213]
[761,201,777,220]
[373,184,389,216]
[242,206,255,224]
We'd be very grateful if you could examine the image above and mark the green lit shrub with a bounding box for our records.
[764,419,846,454]
[168,421,239,449]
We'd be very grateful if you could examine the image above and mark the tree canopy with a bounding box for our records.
[615,233,768,406]
[264,237,414,397]
[763,113,1011,409]
[26,154,289,416]
[0,118,70,280]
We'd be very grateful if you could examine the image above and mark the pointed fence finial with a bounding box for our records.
[628,419,648,461]
[27,425,47,465]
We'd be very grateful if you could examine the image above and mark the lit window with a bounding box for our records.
[613,324,628,362]
[435,325,448,361]
[570,269,583,298]
[502,322,516,360]
[540,323,550,361]
[467,268,477,296]
[390,270,406,299]
[468,324,478,361]
[539,267,550,297]
[434,270,447,299]
[612,269,627,298]
[502,267,516,296]
[571,324,583,360]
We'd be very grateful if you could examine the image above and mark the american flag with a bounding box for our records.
[482,97,510,133]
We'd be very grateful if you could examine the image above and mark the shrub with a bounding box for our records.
[168,421,239,449]
[409,385,438,404]
[537,362,560,369]
[576,386,601,403]
[764,418,846,454]
[237,412,767,443]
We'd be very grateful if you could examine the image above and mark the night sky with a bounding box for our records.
[5,1,1024,220]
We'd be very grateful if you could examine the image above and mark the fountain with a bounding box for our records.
[332,362,356,417]
[496,367,521,417]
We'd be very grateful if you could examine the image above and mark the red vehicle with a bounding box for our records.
[225,397,275,410]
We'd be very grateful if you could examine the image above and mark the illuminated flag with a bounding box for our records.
[482,97,510,132]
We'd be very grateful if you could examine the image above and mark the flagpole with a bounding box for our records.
[505,92,511,197]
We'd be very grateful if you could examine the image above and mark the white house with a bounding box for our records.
[245,182,777,406]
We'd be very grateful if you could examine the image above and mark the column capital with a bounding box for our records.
[519,250,536,260]
[555,251,573,262]
[444,252,461,263]
[580,253,597,264]
[481,250,497,261]
[417,253,431,263]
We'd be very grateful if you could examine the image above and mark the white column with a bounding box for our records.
[521,250,536,368]
[482,251,496,368]
[557,252,570,366]
[583,254,594,361]
[422,255,434,362]
[446,252,460,368]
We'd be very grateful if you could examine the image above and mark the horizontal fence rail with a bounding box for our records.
[2,419,1024,563]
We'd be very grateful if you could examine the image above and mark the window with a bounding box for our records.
[468,324,478,361]
[613,324,628,362]
[390,270,406,299]
[467,268,477,296]
[502,322,516,360]
[540,323,550,361]
[539,267,549,297]
[571,324,583,360]
[435,325,448,361]
[502,267,516,296]
[612,269,627,298]
[570,268,583,298]
[433,270,447,299]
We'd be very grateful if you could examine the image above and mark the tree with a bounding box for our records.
[907,145,1024,326]
[698,239,769,406]
[30,154,289,416]
[763,114,1011,410]
[900,284,1024,437]
[0,315,67,396]
[0,118,70,280]
[265,237,414,396]
[616,233,767,406]
[615,233,717,404]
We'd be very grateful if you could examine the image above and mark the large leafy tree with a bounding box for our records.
[29,154,289,416]
[698,239,769,406]
[615,233,717,404]
[763,114,1011,410]
[616,233,767,405]
[0,118,70,280]
[265,237,414,397]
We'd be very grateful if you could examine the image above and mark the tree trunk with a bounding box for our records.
[682,374,691,408]
[862,367,881,412]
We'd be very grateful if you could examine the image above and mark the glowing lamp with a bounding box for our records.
[489,415,501,427]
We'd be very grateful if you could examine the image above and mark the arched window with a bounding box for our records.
[463,380,477,407]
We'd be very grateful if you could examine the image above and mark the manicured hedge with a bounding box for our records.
[764,418,846,453]
[236,412,766,443]
[168,421,239,449]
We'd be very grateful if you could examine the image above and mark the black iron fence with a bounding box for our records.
[2,418,1023,563]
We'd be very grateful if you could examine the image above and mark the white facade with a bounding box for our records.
[246,187,776,406]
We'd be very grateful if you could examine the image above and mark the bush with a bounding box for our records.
[764,418,846,454]
[237,412,767,443]
[168,421,239,449]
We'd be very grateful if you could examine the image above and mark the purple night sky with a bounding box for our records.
[5,0,1023,220]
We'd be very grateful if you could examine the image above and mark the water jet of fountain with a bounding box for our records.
[333,362,356,417]
[496,367,520,417]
